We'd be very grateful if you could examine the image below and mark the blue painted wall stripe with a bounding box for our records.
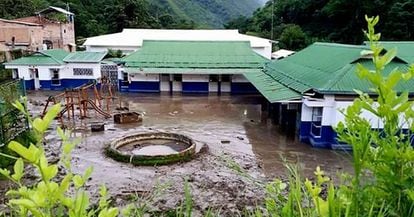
[182,82,209,93]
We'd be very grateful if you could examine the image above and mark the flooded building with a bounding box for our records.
[252,42,414,149]
[120,40,267,94]
[83,29,273,59]
[0,6,75,56]
[4,50,106,90]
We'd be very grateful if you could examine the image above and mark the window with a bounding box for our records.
[51,69,60,86]
[221,74,231,82]
[310,107,323,137]
[122,72,128,81]
[73,68,93,76]
[173,74,182,82]
[209,75,219,82]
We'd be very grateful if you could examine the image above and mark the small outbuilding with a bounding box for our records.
[4,50,107,90]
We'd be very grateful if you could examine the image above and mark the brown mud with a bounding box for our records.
[1,92,353,216]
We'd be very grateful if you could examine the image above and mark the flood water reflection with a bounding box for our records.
[118,92,353,177]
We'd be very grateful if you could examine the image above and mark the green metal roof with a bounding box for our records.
[123,40,268,69]
[264,42,414,95]
[378,41,414,63]
[64,51,107,63]
[5,49,69,66]
[244,72,301,102]
[125,67,262,74]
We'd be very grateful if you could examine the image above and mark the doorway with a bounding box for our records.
[30,68,40,89]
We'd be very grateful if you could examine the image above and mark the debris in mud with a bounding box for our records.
[91,123,105,132]
[221,140,231,144]
[236,136,244,141]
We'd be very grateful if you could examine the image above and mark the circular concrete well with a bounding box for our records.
[105,132,196,166]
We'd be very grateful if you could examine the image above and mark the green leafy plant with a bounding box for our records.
[0,100,118,217]
[246,16,414,217]
[336,15,414,217]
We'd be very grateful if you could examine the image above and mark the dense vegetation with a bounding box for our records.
[226,0,414,50]
[2,17,414,216]
[0,0,262,39]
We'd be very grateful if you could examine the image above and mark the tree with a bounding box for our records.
[279,24,308,50]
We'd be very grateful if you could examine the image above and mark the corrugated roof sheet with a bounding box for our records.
[244,72,301,102]
[64,51,107,63]
[5,49,69,66]
[265,42,414,95]
[378,41,414,63]
[123,40,267,69]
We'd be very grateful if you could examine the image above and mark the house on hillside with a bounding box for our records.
[4,50,106,90]
[83,29,274,59]
[119,40,267,94]
[248,42,414,149]
[0,6,75,58]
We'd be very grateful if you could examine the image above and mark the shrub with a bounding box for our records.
[0,100,118,217]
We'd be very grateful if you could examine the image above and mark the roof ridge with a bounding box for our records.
[40,50,68,64]
[313,42,366,49]
[142,40,250,43]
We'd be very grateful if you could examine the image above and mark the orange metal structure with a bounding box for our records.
[42,79,113,126]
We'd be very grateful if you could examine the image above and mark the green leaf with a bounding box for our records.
[59,174,73,194]
[83,166,94,181]
[8,141,36,162]
[73,175,84,189]
[33,118,49,134]
[12,100,26,114]
[381,48,397,66]
[11,158,24,181]
[0,168,11,178]
[43,103,61,125]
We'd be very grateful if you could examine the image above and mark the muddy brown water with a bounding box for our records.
[118,139,188,155]
[2,92,353,215]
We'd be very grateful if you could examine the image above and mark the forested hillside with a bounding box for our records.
[226,0,414,50]
[0,0,262,38]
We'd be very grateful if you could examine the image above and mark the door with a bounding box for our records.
[30,68,40,89]
[208,75,219,92]
[160,74,171,92]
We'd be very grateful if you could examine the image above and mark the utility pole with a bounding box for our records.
[271,0,274,40]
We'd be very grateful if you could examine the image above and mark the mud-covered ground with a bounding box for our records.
[1,92,352,216]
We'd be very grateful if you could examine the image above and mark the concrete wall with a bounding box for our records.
[299,94,411,149]
[253,46,272,59]
[0,16,75,52]
[64,63,101,79]
[5,62,101,90]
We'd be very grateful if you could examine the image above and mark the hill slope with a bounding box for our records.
[154,0,262,28]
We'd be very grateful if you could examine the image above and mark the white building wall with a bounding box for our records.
[5,65,30,80]
[302,95,411,129]
[5,65,65,80]
[182,74,209,82]
[231,74,248,83]
[129,73,159,82]
[63,63,101,79]
[253,46,272,59]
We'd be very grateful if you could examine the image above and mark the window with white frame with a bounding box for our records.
[310,107,323,137]
[51,69,60,85]
[73,68,93,76]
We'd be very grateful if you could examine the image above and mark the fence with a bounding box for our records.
[0,79,28,146]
